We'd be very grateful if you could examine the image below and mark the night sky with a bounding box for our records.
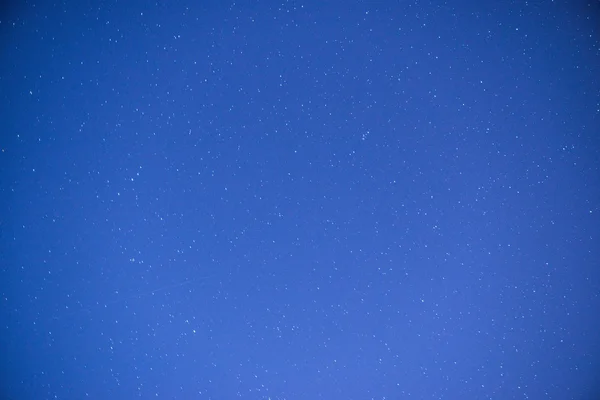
[1,1,599,399]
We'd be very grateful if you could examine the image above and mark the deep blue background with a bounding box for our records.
[1,1,599,399]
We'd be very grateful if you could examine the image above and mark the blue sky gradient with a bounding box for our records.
[1,1,599,399]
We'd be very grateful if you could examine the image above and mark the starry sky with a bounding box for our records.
[1,1,599,399]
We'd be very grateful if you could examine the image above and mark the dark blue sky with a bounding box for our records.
[1,1,599,399]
